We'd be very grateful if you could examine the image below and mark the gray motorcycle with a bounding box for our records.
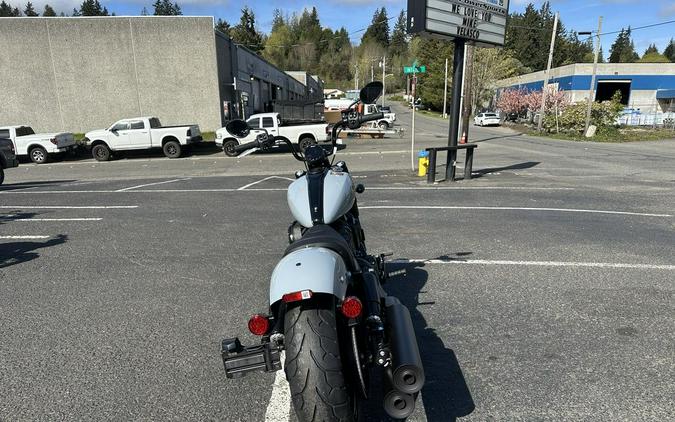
[221,82,424,421]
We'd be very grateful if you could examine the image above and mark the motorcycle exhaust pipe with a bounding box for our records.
[385,296,425,394]
[382,367,416,420]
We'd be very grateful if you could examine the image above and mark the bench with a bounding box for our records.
[425,144,478,183]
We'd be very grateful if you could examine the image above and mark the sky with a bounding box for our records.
[16,0,675,54]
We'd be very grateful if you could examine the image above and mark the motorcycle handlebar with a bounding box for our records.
[233,140,259,153]
[359,112,385,125]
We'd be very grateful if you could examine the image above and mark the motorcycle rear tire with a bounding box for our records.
[284,297,355,422]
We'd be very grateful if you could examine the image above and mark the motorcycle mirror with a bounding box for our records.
[226,120,251,138]
[360,81,383,104]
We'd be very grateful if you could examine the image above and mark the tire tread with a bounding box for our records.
[284,299,353,421]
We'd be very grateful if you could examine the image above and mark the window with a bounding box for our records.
[111,122,130,131]
[149,118,162,128]
[484,113,497,117]
[247,118,260,128]
[0,129,10,138]
[16,126,35,136]
[262,117,274,128]
[129,121,145,130]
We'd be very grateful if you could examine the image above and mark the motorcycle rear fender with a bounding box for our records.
[269,247,349,305]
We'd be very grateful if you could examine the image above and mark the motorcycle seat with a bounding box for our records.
[285,225,361,272]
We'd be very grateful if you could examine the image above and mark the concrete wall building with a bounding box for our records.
[496,63,675,116]
[285,71,325,103]
[0,16,322,133]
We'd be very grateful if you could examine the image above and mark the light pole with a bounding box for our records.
[580,16,603,136]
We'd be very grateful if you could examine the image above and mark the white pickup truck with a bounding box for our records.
[324,101,396,129]
[216,113,328,157]
[0,126,76,164]
[364,104,396,129]
[84,117,202,161]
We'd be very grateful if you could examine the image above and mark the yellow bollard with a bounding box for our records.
[417,151,429,177]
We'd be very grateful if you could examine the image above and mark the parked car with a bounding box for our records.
[84,117,201,161]
[216,113,329,157]
[363,104,396,129]
[0,126,75,164]
[377,105,392,113]
[409,98,425,111]
[0,137,20,185]
[474,112,501,126]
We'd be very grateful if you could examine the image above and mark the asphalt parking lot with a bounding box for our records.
[1,105,674,421]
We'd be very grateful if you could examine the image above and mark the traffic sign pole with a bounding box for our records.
[411,71,417,172]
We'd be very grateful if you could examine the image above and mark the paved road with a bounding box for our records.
[1,106,674,421]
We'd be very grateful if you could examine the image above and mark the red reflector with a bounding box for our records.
[340,296,362,319]
[248,314,270,336]
[282,290,313,303]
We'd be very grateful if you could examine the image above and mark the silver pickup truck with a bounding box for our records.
[0,137,20,185]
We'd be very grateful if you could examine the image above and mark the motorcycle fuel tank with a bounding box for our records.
[287,169,355,227]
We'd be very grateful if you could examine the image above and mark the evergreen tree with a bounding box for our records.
[644,44,658,55]
[152,0,181,15]
[390,10,408,58]
[215,18,230,35]
[318,27,352,82]
[638,52,670,63]
[411,37,454,110]
[361,8,390,48]
[23,1,38,16]
[140,6,148,15]
[43,4,56,16]
[608,28,639,63]
[230,7,264,53]
[78,0,108,16]
[271,8,285,32]
[71,7,80,16]
[664,39,675,62]
[0,1,21,16]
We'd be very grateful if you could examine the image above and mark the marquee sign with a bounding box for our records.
[407,0,510,47]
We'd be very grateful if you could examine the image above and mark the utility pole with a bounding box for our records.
[460,44,474,145]
[538,11,559,132]
[583,16,603,136]
[446,39,466,181]
[381,55,386,107]
[354,64,359,90]
[442,57,449,118]
[371,63,374,82]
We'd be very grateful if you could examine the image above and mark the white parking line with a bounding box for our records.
[0,235,50,239]
[359,205,672,218]
[2,218,103,222]
[115,178,189,192]
[391,258,675,271]
[0,205,138,209]
[264,351,291,422]
[1,186,575,194]
[237,176,295,191]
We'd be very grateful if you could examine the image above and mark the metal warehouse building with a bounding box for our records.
[0,16,322,133]
[496,63,675,123]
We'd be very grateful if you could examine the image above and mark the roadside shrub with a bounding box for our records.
[556,92,624,133]
[389,94,405,102]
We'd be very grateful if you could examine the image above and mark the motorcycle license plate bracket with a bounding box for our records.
[221,337,282,379]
